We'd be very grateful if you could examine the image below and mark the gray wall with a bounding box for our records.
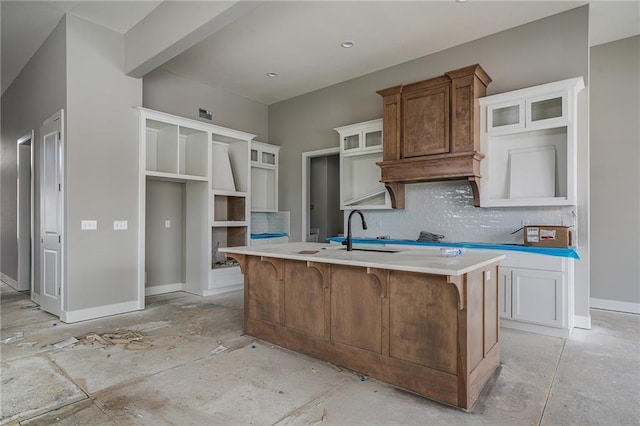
[64,16,142,311]
[143,68,268,140]
[590,35,640,308]
[0,17,67,285]
[269,7,591,318]
[145,180,184,287]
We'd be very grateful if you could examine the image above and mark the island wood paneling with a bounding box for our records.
[233,254,501,410]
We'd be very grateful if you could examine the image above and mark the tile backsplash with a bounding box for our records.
[346,181,576,244]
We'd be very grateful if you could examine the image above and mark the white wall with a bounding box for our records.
[590,35,640,312]
[269,7,590,319]
[64,15,142,314]
[0,17,67,286]
[143,68,268,141]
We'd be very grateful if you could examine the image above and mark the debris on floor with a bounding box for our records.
[326,362,342,372]
[1,331,24,344]
[42,330,153,351]
[211,344,228,355]
[309,408,328,425]
[53,337,78,349]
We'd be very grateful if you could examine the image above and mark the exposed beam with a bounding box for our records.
[125,1,260,78]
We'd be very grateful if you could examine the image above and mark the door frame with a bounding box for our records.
[301,147,340,242]
[17,131,34,291]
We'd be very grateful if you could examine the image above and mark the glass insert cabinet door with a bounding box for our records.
[526,93,567,128]
[364,128,382,148]
[261,151,276,165]
[487,101,525,132]
[342,133,360,151]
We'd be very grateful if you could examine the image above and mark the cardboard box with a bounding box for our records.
[521,225,572,248]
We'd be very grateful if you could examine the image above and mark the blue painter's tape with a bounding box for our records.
[325,237,580,260]
[251,233,288,239]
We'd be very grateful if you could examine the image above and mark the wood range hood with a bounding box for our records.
[376,64,491,209]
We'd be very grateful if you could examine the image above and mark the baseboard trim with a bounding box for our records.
[500,318,571,338]
[60,300,141,323]
[1,272,18,289]
[201,283,243,297]
[590,297,640,315]
[574,314,592,330]
[145,283,184,296]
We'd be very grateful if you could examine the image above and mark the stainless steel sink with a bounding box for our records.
[324,246,402,253]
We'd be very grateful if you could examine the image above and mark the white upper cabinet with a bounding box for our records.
[250,141,279,212]
[339,120,383,152]
[479,77,584,207]
[335,119,390,210]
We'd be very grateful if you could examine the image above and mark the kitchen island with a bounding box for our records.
[221,242,505,409]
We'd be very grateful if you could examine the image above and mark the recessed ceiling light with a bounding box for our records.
[341,40,355,48]
[456,0,468,3]
[266,72,278,78]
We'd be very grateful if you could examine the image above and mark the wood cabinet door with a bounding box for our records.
[402,83,450,158]
[283,260,326,338]
[389,271,458,375]
[246,256,281,324]
[331,265,383,353]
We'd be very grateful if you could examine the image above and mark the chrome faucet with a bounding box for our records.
[343,209,368,251]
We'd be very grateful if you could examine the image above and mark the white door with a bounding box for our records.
[37,111,64,315]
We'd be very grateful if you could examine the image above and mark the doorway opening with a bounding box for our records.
[301,148,343,243]
[17,131,34,292]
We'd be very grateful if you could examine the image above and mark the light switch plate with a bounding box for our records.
[113,220,128,230]
[164,219,171,228]
[81,220,97,230]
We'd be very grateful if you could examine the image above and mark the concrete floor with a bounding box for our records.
[1,281,638,425]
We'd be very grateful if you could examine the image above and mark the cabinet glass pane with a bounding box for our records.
[262,151,276,165]
[343,134,360,150]
[492,105,520,128]
[364,130,382,148]
[251,149,258,162]
[531,97,563,122]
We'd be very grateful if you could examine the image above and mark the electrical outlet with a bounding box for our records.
[81,220,97,230]
[164,219,171,229]
[113,220,128,230]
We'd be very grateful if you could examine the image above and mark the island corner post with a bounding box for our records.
[224,246,502,410]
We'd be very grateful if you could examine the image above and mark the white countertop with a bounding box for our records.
[220,242,505,276]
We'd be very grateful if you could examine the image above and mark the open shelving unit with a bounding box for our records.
[209,130,253,294]
[335,119,391,210]
[250,141,279,212]
[137,107,255,299]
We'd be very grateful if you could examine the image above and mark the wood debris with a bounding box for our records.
[76,329,146,346]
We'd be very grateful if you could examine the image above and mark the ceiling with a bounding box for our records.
[2,1,639,104]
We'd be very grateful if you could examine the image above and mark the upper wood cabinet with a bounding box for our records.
[377,65,492,208]
[402,78,450,157]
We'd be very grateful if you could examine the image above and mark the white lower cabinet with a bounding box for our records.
[499,252,574,338]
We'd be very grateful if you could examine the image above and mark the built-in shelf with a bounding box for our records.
[479,77,584,207]
[137,107,255,298]
[335,119,391,210]
[251,141,279,212]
